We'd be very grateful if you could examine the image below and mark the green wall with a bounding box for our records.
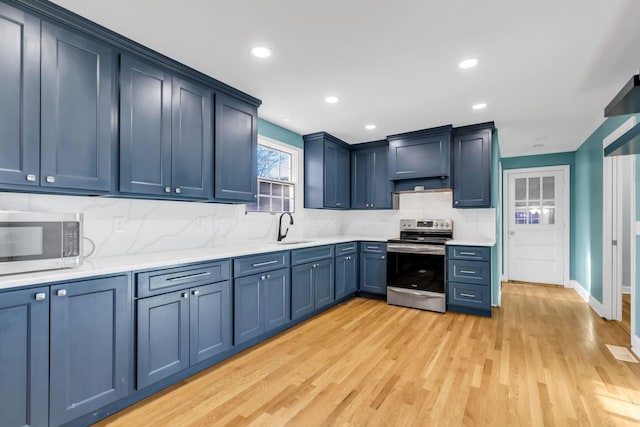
[257,118,304,148]
[491,130,502,305]
[501,152,576,278]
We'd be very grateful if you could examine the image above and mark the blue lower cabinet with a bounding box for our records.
[335,253,358,299]
[359,252,387,295]
[234,268,290,345]
[292,259,334,319]
[50,275,131,426]
[189,281,232,365]
[0,287,49,427]
[446,245,492,316]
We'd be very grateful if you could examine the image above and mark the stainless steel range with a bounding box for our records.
[386,219,453,313]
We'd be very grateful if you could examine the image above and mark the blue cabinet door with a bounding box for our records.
[215,93,258,202]
[0,4,40,188]
[335,254,358,299]
[171,77,213,199]
[323,141,350,208]
[291,263,314,319]
[452,126,492,208]
[351,149,369,209]
[335,145,351,208]
[0,287,49,427]
[50,275,131,426]
[40,22,114,193]
[370,145,392,209]
[119,55,172,196]
[388,128,451,180]
[189,281,232,365]
[313,259,335,310]
[137,290,189,389]
[234,274,263,345]
[262,268,291,332]
[360,252,387,294]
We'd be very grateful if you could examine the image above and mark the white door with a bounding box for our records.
[507,169,566,285]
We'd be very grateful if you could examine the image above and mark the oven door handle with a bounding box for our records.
[387,287,443,298]
[386,243,445,255]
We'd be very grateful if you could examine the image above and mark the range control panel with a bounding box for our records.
[400,219,453,232]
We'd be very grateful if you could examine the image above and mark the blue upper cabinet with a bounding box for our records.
[387,125,452,191]
[40,21,115,193]
[214,93,258,202]
[351,141,393,209]
[172,77,213,199]
[0,4,40,188]
[452,122,494,208]
[303,132,351,209]
[119,55,172,196]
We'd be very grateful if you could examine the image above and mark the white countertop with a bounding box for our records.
[0,235,391,291]
[446,239,495,247]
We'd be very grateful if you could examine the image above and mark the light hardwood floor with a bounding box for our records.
[621,293,631,335]
[96,283,640,426]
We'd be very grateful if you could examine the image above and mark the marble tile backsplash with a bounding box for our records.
[0,191,494,258]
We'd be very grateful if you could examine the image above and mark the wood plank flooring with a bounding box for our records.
[621,293,631,335]
[95,283,640,426]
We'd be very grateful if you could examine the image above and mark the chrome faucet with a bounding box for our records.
[277,212,294,242]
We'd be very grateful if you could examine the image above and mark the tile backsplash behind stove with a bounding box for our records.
[0,191,494,258]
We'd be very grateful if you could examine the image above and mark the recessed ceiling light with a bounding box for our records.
[459,58,478,69]
[281,117,293,123]
[325,96,340,104]
[365,124,376,130]
[251,46,272,58]
[533,143,544,148]
[472,103,487,110]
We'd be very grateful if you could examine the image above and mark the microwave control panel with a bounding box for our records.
[62,221,80,257]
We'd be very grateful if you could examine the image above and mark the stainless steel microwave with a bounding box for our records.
[0,211,83,275]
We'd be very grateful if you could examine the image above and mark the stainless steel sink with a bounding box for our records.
[272,240,314,245]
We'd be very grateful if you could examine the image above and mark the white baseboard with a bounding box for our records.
[622,285,631,294]
[589,295,608,318]
[568,280,590,302]
[632,335,640,360]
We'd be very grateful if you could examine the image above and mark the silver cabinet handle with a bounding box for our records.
[252,260,278,267]
[460,293,476,298]
[46,176,55,183]
[267,274,271,279]
[455,200,459,205]
[164,187,171,193]
[175,188,181,194]
[57,289,67,297]
[381,256,385,260]
[167,272,211,282]
[26,174,37,182]
[365,204,369,207]
[336,203,342,207]
[35,292,46,301]
[260,275,267,281]
[346,256,351,260]
[459,270,475,274]
[254,194,257,199]
[192,290,200,296]
[367,246,379,250]
[341,247,354,252]
[459,252,476,256]
[182,292,189,299]
[371,204,374,207]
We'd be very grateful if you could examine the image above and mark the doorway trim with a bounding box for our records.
[503,165,570,286]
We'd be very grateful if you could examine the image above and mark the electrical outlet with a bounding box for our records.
[113,216,126,233]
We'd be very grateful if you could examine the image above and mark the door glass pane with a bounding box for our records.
[515,209,528,224]
[543,176,555,199]
[543,201,555,225]
[515,178,526,201]
[528,177,541,200]
[528,203,541,224]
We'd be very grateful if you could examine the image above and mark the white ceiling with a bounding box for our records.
[51,0,640,157]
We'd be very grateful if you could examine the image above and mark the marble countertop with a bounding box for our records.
[445,239,495,247]
[0,235,392,291]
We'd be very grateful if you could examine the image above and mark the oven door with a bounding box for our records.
[386,250,445,294]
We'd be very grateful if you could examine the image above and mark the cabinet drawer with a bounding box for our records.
[447,282,490,310]
[447,260,490,285]
[234,251,289,277]
[291,245,334,266]
[447,245,490,261]
[136,260,230,298]
[335,242,357,255]
[360,242,387,254]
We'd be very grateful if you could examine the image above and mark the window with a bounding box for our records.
[246,140,295,213]
[514,176,555,225]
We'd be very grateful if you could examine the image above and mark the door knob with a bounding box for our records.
[509,231,515,236]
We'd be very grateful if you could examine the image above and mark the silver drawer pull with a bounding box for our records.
[26,174,37,182]
[46,175,55,183]
[167,272,211,282]
[459,252,476,256]
[192,290,200,296]
[35,292,46,301]
[182,292,189,299]
[341,247,354,251]
[175,187,181,194]
[460,293,476,298]
[164,187,171,193]
[57,289,67,297]
[252,260,278,267]
[367,246,379,250]
[459,270,475,274]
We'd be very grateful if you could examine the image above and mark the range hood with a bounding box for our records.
[605,74,640,117]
